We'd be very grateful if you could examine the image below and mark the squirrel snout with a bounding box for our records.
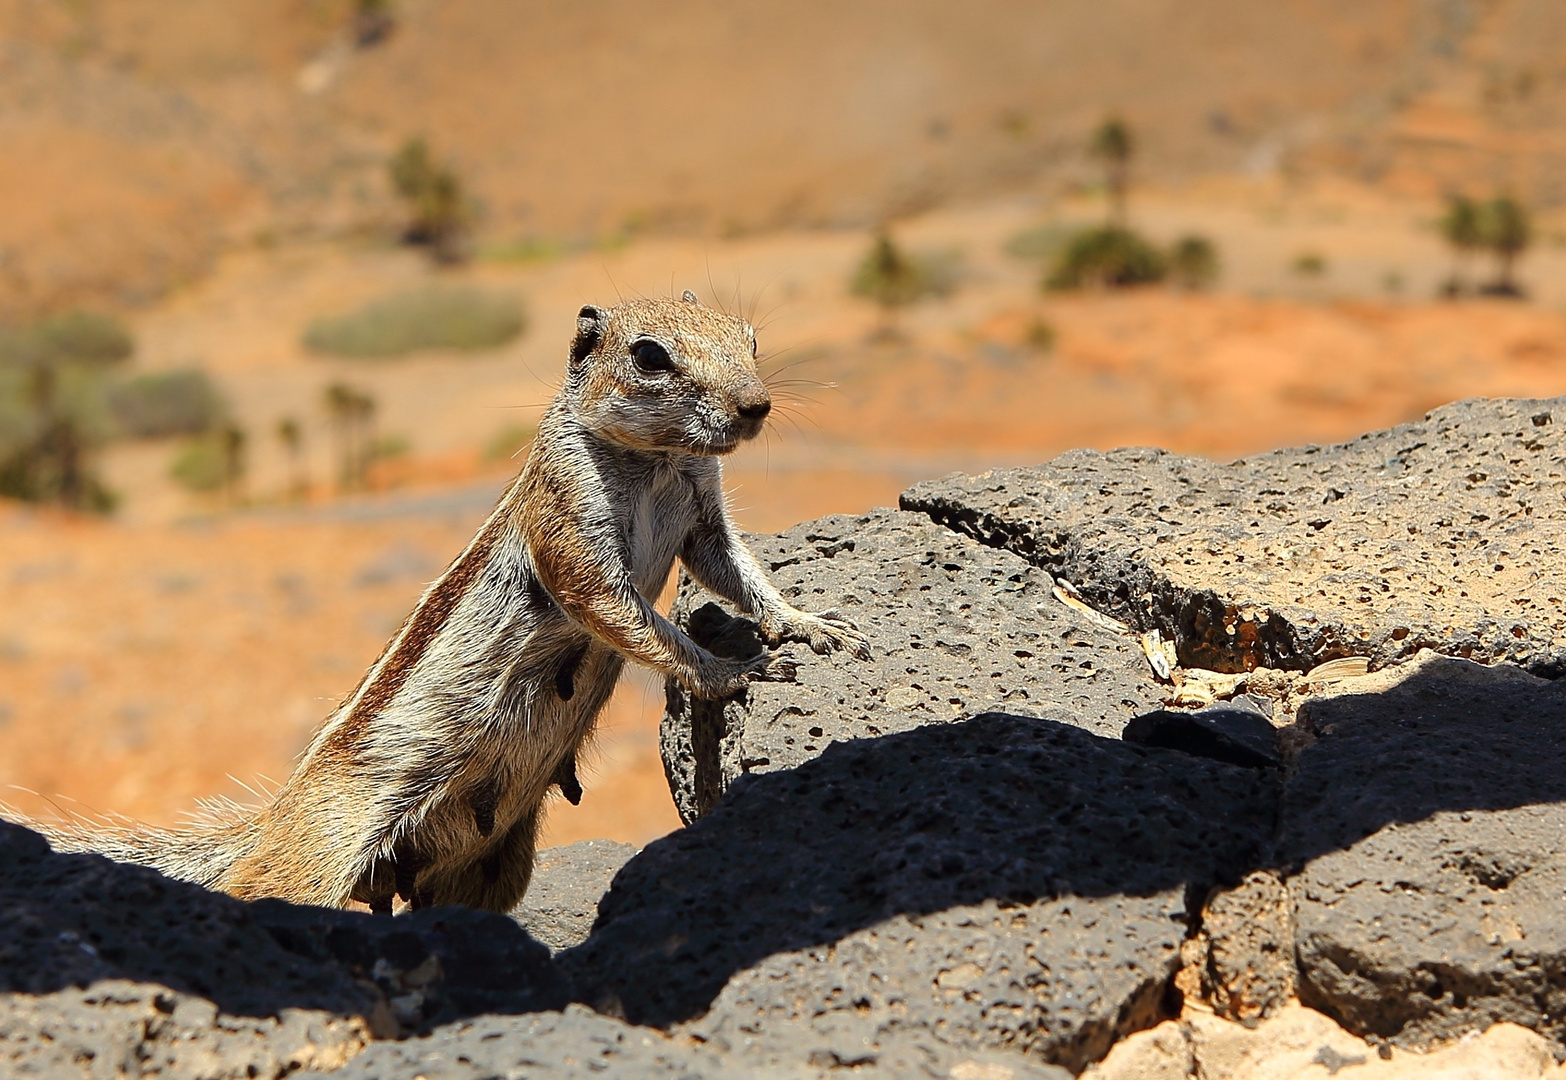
[733,390,772,421]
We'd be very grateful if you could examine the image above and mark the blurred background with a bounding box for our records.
[5,0,1566,849]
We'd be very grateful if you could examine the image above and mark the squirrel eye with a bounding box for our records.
[751,336,758,358]
[631,340,675,374]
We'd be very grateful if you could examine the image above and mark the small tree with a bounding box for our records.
[1168,235,1219,290]
[1481,196,1530,297]
[850,230,955,335]
[0,311,131,512]
[324,382,377,490]
[1439,195,1484,296]
[276,417,307,500]
[389,137,470,264]
[1091,117,1134,226]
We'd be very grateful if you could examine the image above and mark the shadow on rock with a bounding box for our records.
[0,822,567,1036]
[562,712,1277,1069]
[1277,654,1566,1050]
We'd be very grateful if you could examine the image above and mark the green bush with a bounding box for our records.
[1292,251,1328,277]
[0,311,134,369]
[1045,227,1167,290]
[171,425,245,495]
[1169,235,1220,290]
[107,370,227,438]
[850,232,959,310]
[389,137,470,262]
[303,288,526,359]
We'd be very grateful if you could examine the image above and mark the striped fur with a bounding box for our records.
[17,294,867,913]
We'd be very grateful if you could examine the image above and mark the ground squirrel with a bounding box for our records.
[21,292,867,913]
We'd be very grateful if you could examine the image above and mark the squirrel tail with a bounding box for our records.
[3,792,261,891]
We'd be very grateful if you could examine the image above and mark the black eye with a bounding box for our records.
[631,340,675,374]
[751,336,758,358]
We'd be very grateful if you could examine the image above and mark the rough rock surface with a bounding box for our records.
[903,396,1566,676]
[1085,1006,1566,1080]
[1,981,365,1080]
[660,507,1162,821]
[0,819,571,1076]
[1123,695,1280,769]
[1200,871,1294,1024]
[572,712,1275,1074]
[298,1005,774,1080]
[510,839,638,951]
[1280,653,1566,1050]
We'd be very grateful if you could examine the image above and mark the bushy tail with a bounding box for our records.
[3,793,261,892]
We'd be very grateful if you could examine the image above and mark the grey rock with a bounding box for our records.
[0,822,374,1018]
[250,899,568,1034]
[1200,870,1294,1024]
[299,1005,758,1080]
[510,839,638,951]
[0,981,366,1080]
[0,820,571,1076]
[569,712,1277,1074]
[1280,653,1566,1050]
[1123,695,1280,768]
[661,508,1163,821]
[903,396,1566,676]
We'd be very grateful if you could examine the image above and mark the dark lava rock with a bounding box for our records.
[568,712,1276,1074]
[510,839,638,951]
[661,508,1162,821]
[251,899,568,1034]
[0,819,571,1075]
[0,821,375,1077]
[903,396,1566,676]
[1279,653,1566,1050]
[0,980,367,1080]
[1123,695,1280,768]
[298,1005,751,1080]
[0,821,374,1018]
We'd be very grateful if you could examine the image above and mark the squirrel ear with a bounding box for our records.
[570,305,607,366]
[681,290,699,305]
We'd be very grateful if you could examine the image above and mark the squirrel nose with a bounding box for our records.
[735,394,772,421]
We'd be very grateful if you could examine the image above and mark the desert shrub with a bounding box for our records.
[0,311,134,369]
[1023,317,1056,352]
[304,287,526,359]
[851,231,960,311]
[1003,223,1076,262]
[0,310,132,512]
[171,425,245,496]
[107,370,226,439]
[389,137,471,262]
[1292,251,1328,277]
[1169,235,1220,290]
[1479,196,1530,296]
[1045,227,1167,290]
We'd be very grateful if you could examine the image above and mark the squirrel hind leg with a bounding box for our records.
[417,806,541,914]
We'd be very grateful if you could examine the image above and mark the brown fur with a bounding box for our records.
[12,293,867,914]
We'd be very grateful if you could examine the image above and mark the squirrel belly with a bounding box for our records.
[12,294,869,914]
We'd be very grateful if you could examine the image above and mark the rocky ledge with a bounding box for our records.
[4,395,1565,1079]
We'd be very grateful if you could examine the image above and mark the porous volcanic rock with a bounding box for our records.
[0,821,376,1077]
[660,508,1162,821]
[903,396,1566,676]
[510,839,638,951]
[1279,653,1566,1050]
[569,712,1276,1074]
[297,1004,771,1080]
[0,981,365,1080]
[0,819,571,1075]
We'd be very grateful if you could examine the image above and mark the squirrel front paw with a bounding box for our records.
[761,608,871,660]
[685,651,775,699]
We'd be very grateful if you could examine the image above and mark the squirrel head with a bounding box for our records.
[564,293,772,455]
